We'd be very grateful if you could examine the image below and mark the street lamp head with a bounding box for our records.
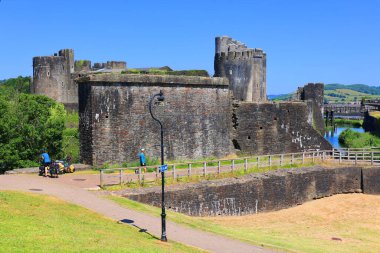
[158,90,165,102]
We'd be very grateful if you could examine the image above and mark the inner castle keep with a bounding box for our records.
[32,36,332,165]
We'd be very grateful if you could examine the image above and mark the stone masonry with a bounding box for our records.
[214,36,266,102]
[232,101,332,155]
[78,74,233,165]
[76,36,331,165]
[125,166,364,216]
[32,49,127,110]
[296,83,326,134]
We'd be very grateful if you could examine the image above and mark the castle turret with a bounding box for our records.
[214,36,266,102]
[32,49,78,108]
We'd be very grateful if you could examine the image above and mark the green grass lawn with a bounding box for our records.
[108,194,380,253]
[0,191,203,253]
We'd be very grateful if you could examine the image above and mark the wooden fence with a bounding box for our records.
[331,148,380,165]
[99,150,333,187]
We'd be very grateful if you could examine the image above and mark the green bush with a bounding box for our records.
[0,94,66,172]
[339,129,380,148]
[62,128,79,163]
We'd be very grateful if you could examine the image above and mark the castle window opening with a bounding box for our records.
[247,135,251,140]
[274,117,277,120]
[105,115,109,119]
[259,126,263,129]
[47,71,50,77]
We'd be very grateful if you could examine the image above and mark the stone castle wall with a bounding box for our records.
[214,36,266,102]
[78,74,233,165]
[297,83,326,133]
[232,101,332,155]
[126,166,371,216]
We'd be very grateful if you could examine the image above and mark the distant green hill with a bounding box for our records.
[270,84,380,103]
[325,84,380,95]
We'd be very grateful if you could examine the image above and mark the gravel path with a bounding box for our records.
[0,174,277,253]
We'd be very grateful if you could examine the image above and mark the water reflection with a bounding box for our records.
[324,126,364,149]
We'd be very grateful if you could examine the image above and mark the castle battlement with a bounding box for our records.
[214,36,267,102]
[217,48,266,61]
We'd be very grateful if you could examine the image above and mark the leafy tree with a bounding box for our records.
[0,76,31,98]
[0,94,65,173]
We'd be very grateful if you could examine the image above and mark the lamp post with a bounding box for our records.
[148,90,167,242]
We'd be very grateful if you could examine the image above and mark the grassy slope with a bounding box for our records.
[108,194,380,253]
[0,191,203,253]
[324,88,379,103]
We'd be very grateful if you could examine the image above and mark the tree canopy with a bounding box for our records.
[0,77,66,173]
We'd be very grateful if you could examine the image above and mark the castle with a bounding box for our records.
[32,36,331,165]
[32,50,127,111]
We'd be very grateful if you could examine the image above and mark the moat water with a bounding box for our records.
[324,126,364,149]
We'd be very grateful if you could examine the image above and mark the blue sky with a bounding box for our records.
[0,0,379,94]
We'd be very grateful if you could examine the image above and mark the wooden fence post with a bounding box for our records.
[172,165,176,180]
[231,159,235,172]
[217,160,221,174]
[269,156,272,167]
[138,167,142,183]
[339,151,342,164]
[100,170,104,188]
[280,154,283,166]
[119,169,122,186]
[257,156,260,169]
[371,152,374,166]
[291,154,294,164]
[244,158,248,171]
[188,163,192,177]
[203,162,207,177]
[155,167,159,180]
[302,152,305,164]
[355,153,357,165]
[312,152,315,163]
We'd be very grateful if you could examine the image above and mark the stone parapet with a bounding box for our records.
[76,73,229,87]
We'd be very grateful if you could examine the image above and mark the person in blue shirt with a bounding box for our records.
[41,150,51,177]
[139,148,146,166]
[139,148,147,173]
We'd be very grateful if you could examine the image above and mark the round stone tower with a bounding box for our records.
[32,49,77,107]
[214,36,267,102]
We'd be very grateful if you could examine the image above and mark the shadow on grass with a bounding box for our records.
[119,218,158,239]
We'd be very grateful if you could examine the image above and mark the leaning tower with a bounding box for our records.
[32,49,78,108]
[214,36,266,102]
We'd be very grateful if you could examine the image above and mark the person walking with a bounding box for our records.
[139,148,147,173]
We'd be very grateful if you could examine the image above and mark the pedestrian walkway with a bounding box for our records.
[0,174,277,253]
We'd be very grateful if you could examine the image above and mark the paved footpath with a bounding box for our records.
[0,174,278,253]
